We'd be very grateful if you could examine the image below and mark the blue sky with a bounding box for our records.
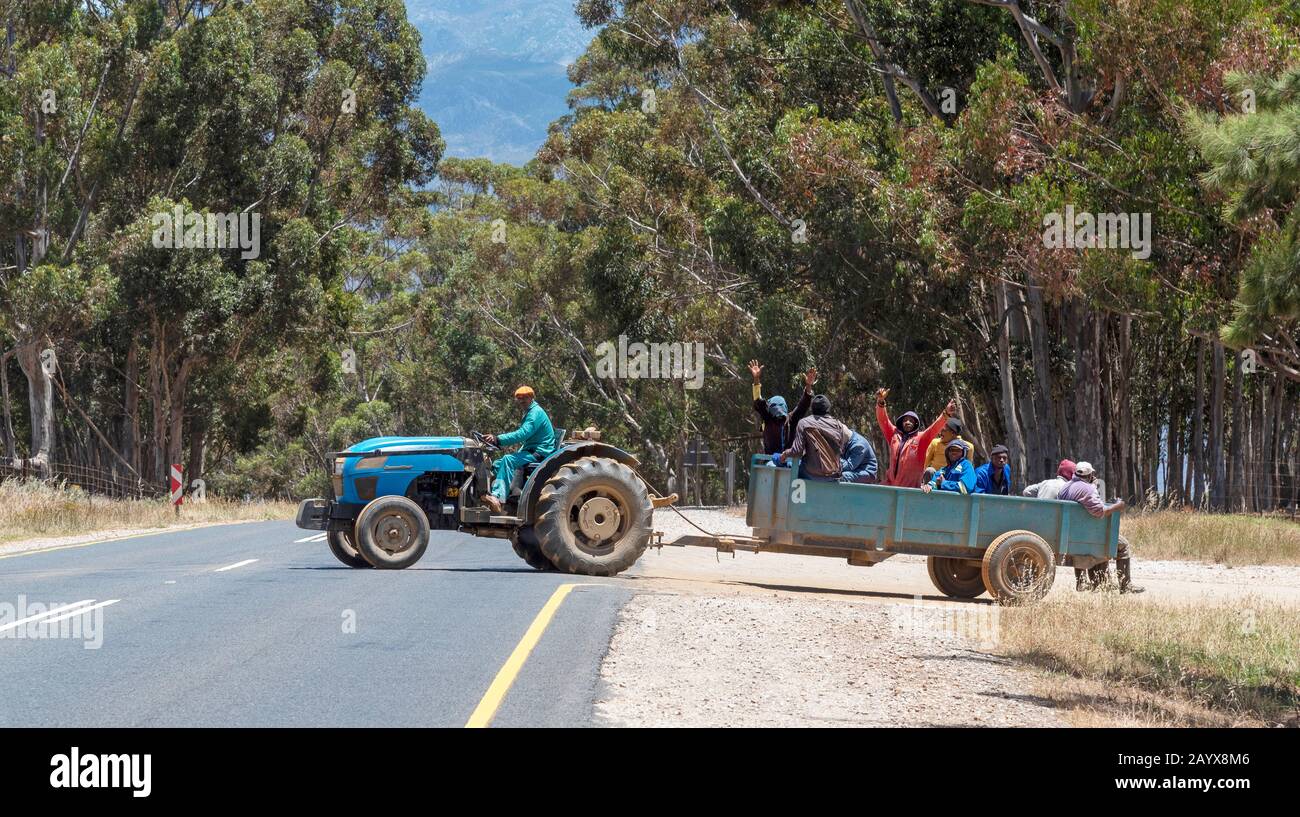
[406,1,595,164]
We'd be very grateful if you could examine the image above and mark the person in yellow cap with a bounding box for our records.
[481,386,556,512]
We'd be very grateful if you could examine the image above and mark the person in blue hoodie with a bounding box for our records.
[921,439,976,494]
[974,444,1012,495]
[840,430,878,484]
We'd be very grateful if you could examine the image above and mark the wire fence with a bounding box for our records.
[0,458,169,500]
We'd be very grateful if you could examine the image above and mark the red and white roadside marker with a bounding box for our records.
[170,464,183,515]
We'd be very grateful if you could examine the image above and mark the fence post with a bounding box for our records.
[725,449,735,506]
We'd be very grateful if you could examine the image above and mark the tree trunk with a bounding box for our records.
[1168,387,1183,505]
[1071,302,1104,473]
[186,412,207,494]
[1268,377,1284,510]
[1024,279,1055,476]
[1229,350,1246,512]
[1209,342,1226,511]
[0,352,15,461]
[1116,316,1133,501]
[14,342,54,474]
[1192,339,1206,506]
[995,282,1026,477]
[122,341,140,476]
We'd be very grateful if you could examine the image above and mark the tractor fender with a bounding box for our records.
[517,442,641,523]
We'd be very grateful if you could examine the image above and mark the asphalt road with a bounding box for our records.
[0,522,633,727]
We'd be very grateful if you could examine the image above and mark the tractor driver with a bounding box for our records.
[481,386,556,513]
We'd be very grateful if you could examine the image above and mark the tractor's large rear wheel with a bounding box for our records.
[354,495,430,569]
[533,457,652,576]
[328,527,372,569]
[927,556,986,598]
[510,526,557,571]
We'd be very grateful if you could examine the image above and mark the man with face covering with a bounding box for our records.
[772,394,851,481]
[749,359,817,457]
[875,388,958,488]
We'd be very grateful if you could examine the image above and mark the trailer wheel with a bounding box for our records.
[533,456,652,576]
[927,557,986,599]
[510,526,557,571]
[982,530,1056,605]
[327,527,373,569]
[354,495,430,569]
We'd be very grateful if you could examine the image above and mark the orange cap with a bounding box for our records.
[514,385,535,398]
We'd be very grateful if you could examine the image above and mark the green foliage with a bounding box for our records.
[1186,64,1300,353]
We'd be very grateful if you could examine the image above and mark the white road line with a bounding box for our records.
[215,558,259,572]
[0,599,96,635]
[39,599,120,627]
[294,533,327,543]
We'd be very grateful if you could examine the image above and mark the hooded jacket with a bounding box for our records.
[1023,460,1076,500]
[930,456,976,493]
[840,430,878,483]
[876,404,948,488]
[925,436,975,470]
[753,385,813,455]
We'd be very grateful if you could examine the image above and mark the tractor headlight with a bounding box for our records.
[333,457,346,475]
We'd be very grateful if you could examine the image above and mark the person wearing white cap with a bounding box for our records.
[1058,461,1144,593]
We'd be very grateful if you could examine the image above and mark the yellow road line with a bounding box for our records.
[466,582,580,728]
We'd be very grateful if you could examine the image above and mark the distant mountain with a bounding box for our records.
[406,0,594,165]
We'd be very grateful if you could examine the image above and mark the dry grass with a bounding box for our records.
[998,593,1300,726]
[0,479,294,545]
[1123,510,1300,566]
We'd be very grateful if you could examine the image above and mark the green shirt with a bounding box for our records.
[497,401,557,458]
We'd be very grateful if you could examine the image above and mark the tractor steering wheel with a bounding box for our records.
[471,431,501,452]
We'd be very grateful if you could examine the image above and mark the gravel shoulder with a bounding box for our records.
[592,508,1300,727]
[596,591,1064,727]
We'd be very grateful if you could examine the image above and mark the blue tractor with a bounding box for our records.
[294,429,657,575]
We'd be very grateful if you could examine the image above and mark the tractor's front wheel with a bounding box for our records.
[510,526,557,571]
[354,496,430,569]
[327,527,372,569]
[533,457,652,576]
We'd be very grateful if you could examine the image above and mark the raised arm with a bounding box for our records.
[874,388,895,440]
[788,367,817,429]
[750,359,772,420]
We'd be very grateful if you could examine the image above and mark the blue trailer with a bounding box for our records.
[664,455,1123,604]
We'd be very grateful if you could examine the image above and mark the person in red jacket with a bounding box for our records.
[875,388,957,488]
